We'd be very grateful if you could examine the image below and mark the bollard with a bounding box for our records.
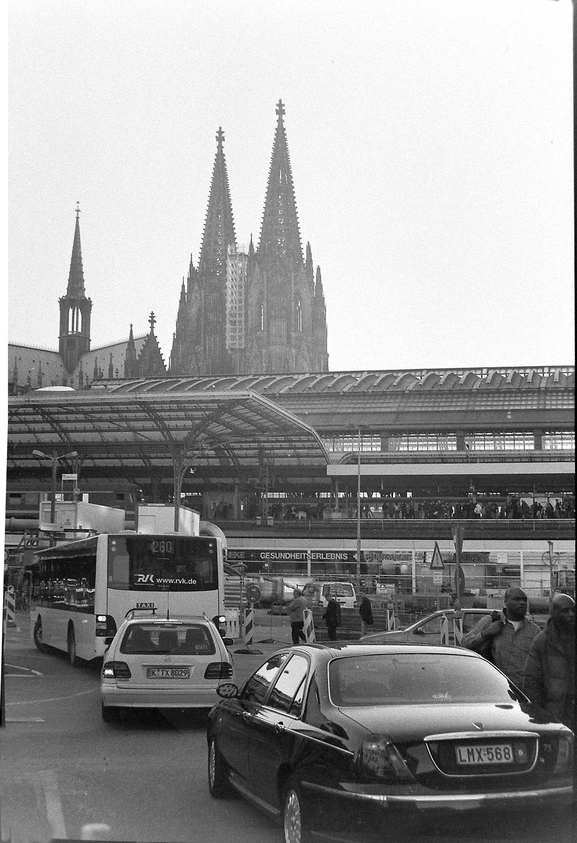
[4,586,16,628]
[243,606,254,646]
[303,608,316,643]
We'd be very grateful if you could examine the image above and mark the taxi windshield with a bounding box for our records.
[120,624,216,655]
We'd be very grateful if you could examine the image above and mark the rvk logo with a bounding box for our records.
[135,573,155,584]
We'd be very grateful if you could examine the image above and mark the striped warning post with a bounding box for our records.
[303,608,316,643]
[440,613,450,646]
[4,586,17,628]
[243,606,254,646]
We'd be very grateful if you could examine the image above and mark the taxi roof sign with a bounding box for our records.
[429,542,445,570]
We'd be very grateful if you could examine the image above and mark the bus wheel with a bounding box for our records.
[33,618,49,653]
[67,627,80,667]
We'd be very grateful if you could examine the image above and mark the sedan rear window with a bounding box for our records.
[120,624,216,655]
[329,653,518,706]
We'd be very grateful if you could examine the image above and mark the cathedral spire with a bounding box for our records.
[257,100,303,269]
[67,202,86,298]
[198,127,237,275]
[59,203,92,372]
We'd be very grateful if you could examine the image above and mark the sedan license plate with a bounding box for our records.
[146,667,190,679]
[456,743,513,765]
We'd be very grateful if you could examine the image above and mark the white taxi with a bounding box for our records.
[101,611,234,721]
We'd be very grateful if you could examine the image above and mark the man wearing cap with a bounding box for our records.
[522,594,575,731]
[462,587,540,687]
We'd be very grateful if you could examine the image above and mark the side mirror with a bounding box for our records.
[222,637,234,646]
[413,628,425,635]
[217,683,239,699]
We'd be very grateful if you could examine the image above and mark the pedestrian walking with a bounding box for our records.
[359,596,374,636]
[461,587,540,687]
[288,588,308,645]
[322,597,341,641]
[522,594,575,731]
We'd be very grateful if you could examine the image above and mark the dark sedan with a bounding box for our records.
[207,644,573,842]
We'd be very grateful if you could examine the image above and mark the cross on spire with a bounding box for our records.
[148,311,156,331]
[276,99,285,121]
[216,127,225,150]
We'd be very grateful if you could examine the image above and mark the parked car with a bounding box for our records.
[302,580,357,609]
[101,611,234,721]
[359,607,497,646]
[207,643,573,842]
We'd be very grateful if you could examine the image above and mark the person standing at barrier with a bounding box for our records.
[288,588,308,645]
[522,594,575,731]
[461,587,540,687]
[323,597,341,641]
[359,595,374,636]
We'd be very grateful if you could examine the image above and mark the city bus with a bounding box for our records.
[29,532,225,665]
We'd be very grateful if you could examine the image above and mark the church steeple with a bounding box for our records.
[257,100,303,270]
[59,203,92,373]
[66,202,86,297]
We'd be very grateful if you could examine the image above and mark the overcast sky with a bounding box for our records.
[7,0,574,373]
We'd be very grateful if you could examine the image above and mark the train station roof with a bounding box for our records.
[7,390,330,488]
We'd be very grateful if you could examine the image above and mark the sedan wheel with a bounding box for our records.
[208,736,233,798]
[283,779,310,843]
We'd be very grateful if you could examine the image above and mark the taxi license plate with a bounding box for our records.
[147,667,190,679]
[456,744,513,765]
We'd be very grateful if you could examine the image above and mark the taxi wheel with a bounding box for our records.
[282,778,311,843]
[101,704,120,723]
[67,628,80,667]
[208,736,233,798]
[33,618,49,653]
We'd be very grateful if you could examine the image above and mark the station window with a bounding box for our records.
[542,431,575,451]
[387,433,457,452]
[465,432,534,451]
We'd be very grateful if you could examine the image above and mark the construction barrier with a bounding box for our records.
[303,608,316,643]
[243,606,254,646]
[4,586,16,628]
[440,613,450,646]
[224,608,240,639]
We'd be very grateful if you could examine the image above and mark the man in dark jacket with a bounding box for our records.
[322,597,341,641]
[461,587,540,687]
[522,594,575,731]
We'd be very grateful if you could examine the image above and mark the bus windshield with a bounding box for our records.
[107,535,218,592]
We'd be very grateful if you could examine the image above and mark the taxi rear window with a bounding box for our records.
[120,624,216,655]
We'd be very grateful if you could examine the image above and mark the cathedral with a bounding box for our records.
[8,101,329,393]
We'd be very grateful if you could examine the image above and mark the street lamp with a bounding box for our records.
[355,427,362,588]
[32,449,78,542]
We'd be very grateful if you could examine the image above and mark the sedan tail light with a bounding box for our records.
[102,661,132,679]
[204,662,233,679]
[359,735,413,782]
[553,735,574,773]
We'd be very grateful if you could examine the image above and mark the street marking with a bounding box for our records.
[34,770,67,840]
[5,716,45,722]
[5,663,44,676]
[5,688,98,705]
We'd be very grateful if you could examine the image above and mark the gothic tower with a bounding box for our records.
[58,203,92,374]
[170,128,236,375]
[244,100,328,373]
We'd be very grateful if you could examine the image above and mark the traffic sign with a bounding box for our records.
[432,570,443,585]
[429,542,445,570]
[245,584,262,604]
